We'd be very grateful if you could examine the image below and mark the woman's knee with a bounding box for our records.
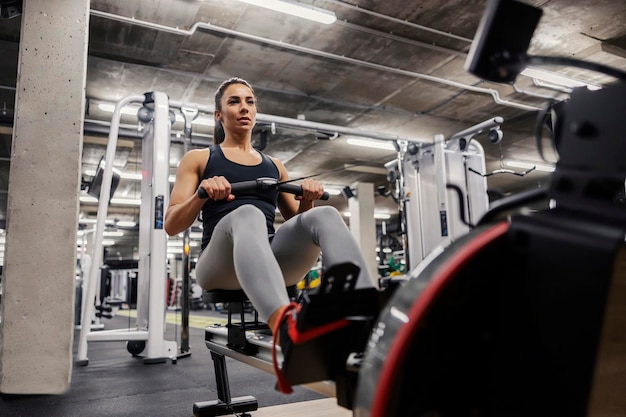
[232,204,265,218]
[305,206,345,226]
[230,205,267,230]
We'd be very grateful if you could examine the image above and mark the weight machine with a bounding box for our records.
[382,120,493,272]
[76,92,177,365]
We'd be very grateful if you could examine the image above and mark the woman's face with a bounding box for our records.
[216,83,257,135]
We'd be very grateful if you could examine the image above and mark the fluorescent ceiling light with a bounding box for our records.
[520,67,601,91]
[110,198,142,206]
[98,103,140,116]
[84,168,176,183]
[78,218,136,226]
[324,188,342,196]
[343,212,392,220]
[79,195,142,206]
[167,240,199,247]
[506,160,555,173]
[237,0,336,24]
[79,195,98,204]
[189,232,204,239]
[103,231,124,237]
[346,138,396,151]
[116,221,137,227]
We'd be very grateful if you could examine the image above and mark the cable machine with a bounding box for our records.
[402,120,495,270]
[76,92,177,365]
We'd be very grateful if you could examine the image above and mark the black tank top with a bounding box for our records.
[200,145,280,250]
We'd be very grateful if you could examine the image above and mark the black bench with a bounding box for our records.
[193,286,298,417]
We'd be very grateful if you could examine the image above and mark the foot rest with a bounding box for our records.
[279,286,380,386]
[277,263,381,409]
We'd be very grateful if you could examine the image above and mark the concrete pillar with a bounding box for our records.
[0,0,89,394]
[348,182,378,282]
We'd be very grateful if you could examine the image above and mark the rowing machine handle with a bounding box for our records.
[277,183,330,201]
[197,179,329,200]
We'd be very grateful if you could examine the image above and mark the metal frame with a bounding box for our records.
[76,92,177,365]
[403,133,489,271]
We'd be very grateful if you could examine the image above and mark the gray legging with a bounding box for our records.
[195,204,376,321]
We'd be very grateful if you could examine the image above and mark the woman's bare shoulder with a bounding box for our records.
[178,148,211,176]
[183,147,211,162]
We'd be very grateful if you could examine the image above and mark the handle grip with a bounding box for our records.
[278,183,329,200]
[197,187,209,199]
[197,179,258,199]
[197,179,329,200]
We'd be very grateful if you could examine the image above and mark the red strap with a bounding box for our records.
[272,302,299,394]
[271,302,352,394]
[288,317,351,344]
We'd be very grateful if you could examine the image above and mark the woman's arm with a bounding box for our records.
[164,149,209,236]
[272,157,324,221]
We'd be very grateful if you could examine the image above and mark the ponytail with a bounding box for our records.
[213,121,225,144]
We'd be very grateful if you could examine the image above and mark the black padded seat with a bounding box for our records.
[203,289,251,305]
[202,285,299,306]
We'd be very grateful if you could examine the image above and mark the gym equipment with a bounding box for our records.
[194,286,300,417]
[76,92,178,365]
[192,181,373,417]
[193,1,625,416]
[402,126,490,270]
[379,120,492,272]
[354,83,626,416]
[191,130,489,415]
[197,177,330,201]
[354,1,626,415]
[177,105,199,360]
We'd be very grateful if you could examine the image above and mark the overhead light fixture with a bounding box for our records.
[116,220,137,228]
[506,160,555,173]
[346,138,396,151]
[110,198,142,206]
[323,188,342,196]
[79,194,142,206]
[84,168,176,183]
[343,212,392,220]
[167,240,199,248]
[520,67,601,91]
[98,103,141,116]
[103,231,124,237]
[237,0,336,24]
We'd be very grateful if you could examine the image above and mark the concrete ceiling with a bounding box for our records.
[0,0,625,262]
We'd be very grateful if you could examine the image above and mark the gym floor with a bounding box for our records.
[0,307,348,417]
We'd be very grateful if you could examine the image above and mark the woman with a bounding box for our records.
[164,77,375,358]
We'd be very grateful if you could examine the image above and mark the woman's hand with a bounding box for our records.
[297,178,325,202]
[198,176,235,201]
